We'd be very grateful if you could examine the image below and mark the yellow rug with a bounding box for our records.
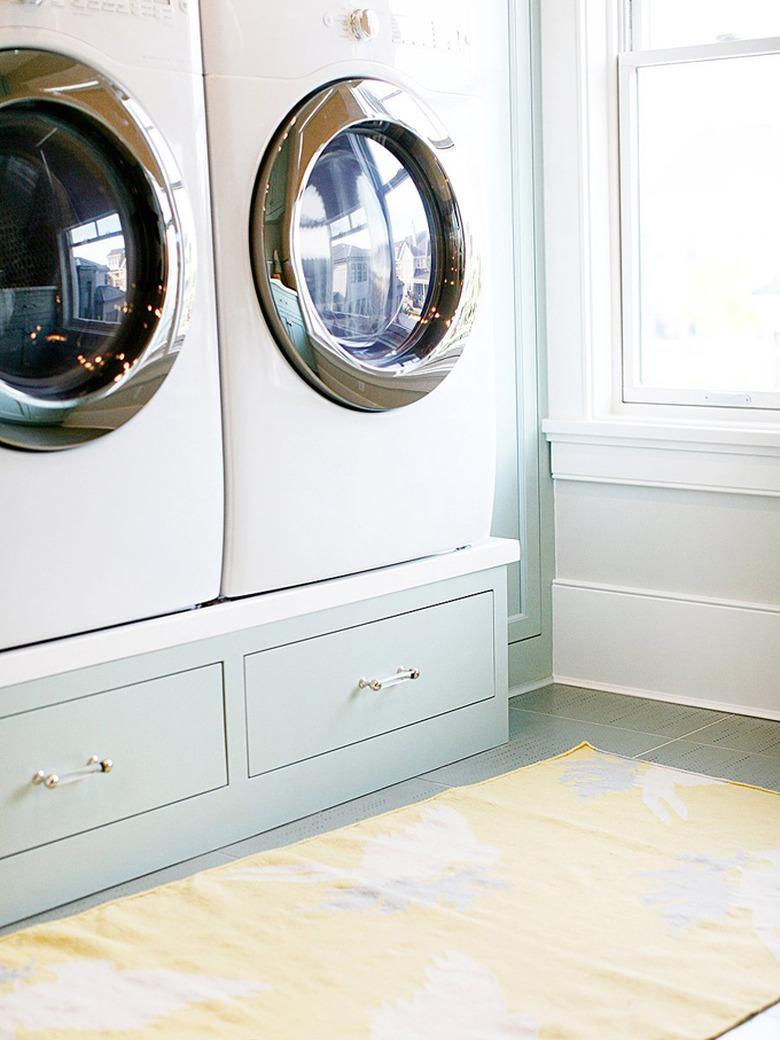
[1,743,778,1039]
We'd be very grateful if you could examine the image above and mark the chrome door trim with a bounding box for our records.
[250,79,478,411]
[0,49,194,451]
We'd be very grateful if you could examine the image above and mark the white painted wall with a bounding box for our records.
[540,0,780,718]
[555,482,780,605]
[553,481,780,718]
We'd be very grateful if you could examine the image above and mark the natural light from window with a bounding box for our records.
[621,1,780,408]
[638,0,780,50]
[635,54,780,395]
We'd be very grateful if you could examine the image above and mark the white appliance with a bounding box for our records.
[202,0,499,597]
[0,1,223,650]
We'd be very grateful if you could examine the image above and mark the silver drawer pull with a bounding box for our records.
[358,666,421,692]
[32,755,114,790]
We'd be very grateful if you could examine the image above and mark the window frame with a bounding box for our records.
[618,25,780,411]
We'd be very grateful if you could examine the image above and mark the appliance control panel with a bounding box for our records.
[315,1,475,92]
[70,0,177,21]
[2,0,187,18]
[0,0,200,71]
[200,0,489,95]
[323,4,470,52]
[390,12,470,52]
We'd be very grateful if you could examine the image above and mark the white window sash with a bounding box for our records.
[619,34,780,410]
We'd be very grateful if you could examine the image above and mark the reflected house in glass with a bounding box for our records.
[327,242,371,335]
[74,251,128,325]
[74,258,110,322]
[395,232,433,314]
[106,247,127,292]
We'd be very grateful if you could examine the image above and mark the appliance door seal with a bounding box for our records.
[250,78,477,412]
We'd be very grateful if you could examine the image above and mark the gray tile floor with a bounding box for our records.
[3,682,779,1036]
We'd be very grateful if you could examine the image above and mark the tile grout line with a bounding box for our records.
[508,704,659,729]
[509,704,669,733]
[631,741,780,792]
[509,699,732,729]
[674,717,733,742]
[640,717,780,762]
[631,736,683,760]
[509,703,726,742]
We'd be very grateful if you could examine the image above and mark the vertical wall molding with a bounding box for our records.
[498,0,554,684]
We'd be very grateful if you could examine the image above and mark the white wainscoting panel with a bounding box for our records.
[553,581,780,719]
[555,480,780,606]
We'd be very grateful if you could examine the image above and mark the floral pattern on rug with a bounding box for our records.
[641,849,780,959]
[561,756,722,822]
[370,952,540,1039]
[224,804,507,913]
[0,960,267,1038]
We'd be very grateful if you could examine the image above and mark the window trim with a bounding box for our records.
[619,33,780,411]
[540,0,780,445]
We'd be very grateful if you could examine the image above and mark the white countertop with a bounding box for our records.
[0,538,519,689]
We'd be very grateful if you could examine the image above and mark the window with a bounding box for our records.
[620,1,780,409]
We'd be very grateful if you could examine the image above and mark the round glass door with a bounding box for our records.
[251,79,476,411]
[0,50,192,451]
[0,105,165,401]
[298,130,435,363]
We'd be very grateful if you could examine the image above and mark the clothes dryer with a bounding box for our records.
[0,1,223,650]
[203,0,499,596]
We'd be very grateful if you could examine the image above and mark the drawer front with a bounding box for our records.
[0,664,227,859]
[245,592,495,776]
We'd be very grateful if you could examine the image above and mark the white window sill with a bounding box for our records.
[543,418,780,453]
[542,418,780,496]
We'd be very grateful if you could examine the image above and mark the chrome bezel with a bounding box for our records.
[0,48,194,451]
[250,78,478,412]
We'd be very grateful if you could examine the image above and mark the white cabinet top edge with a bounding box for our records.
[0,538,519,691]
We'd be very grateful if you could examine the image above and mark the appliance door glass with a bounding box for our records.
[0,49,192,452]
[0,104,165,403]
[298,131,435,365]
[251,79,475,412]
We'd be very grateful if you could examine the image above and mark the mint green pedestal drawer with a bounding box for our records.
[245,592,495,776]
[0,560,513,927]
[0,664,227,859]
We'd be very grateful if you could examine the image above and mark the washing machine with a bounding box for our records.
[202,0,501,597]
[0,1,223,651]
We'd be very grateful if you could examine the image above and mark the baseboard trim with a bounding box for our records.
[552,673,780,722]
[553,583,780,720]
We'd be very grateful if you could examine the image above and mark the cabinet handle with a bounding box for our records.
[32,755,114,790]
[358,666,421,692]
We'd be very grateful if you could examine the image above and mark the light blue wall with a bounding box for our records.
[492,0,553,690]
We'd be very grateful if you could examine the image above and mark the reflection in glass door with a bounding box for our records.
[0,104,165,403]
[297,131,435,363]
[251,79,473,411]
